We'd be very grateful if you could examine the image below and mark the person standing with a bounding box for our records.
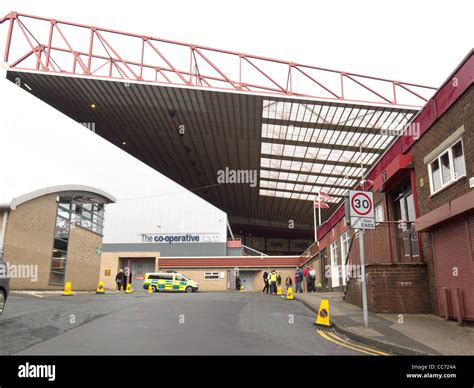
[276,272,282,286]
[285,275,293,291]
[295,266,304,293]
[309,267,316,292]
[269,269,278,295]
[115,269,126,291]
[303,266,310,293]
[262,270,270,293]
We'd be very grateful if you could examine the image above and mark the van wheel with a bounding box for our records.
[185,286,193,293]
[152,285,158,293]
[0,289,5,315]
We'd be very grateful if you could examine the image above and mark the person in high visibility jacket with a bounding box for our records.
[269,269,278,295]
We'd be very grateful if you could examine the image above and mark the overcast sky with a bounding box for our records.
[1,0,473,87]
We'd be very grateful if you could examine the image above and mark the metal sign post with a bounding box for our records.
[347,190,375,328]
[358,229,369,328]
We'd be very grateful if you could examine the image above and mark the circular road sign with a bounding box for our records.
[351,192,373,216]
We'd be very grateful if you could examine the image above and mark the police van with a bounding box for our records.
[143,272,199,293]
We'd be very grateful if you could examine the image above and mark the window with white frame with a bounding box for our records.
[330,240,340,288]
[428,140,466,194]
[204,272,220,280]
[340,232,350,262]
[340,232,350,285]
[375,202,385,222]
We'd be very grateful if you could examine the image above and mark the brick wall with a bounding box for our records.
[4,192,107,291]
[178,269,229,291]
[413,86,473,217]
[4,194,58,290]
[302,256,324,286]
[410,85,474,314]
[252,268,297,292]
[99,252,159,290]
[66,224,103,291]
[140,267,297,292]
[344,263,431,313]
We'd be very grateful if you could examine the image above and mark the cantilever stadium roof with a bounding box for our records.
[0,12,436,237]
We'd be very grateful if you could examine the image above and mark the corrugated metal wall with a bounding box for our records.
[433,215,474,321]
[102,187,228,246]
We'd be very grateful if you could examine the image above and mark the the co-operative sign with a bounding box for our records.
[141,233,220,244]
[348,190,375,230]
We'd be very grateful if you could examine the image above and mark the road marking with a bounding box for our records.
[325,331,389,356]
[317,330,376,355]
[316,329,388,356]
[15,291,44,298]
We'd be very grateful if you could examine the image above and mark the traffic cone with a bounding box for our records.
[286,286,294,300]
[277,285,282,296]
[96,281,105,294]
[125,283,133,294]
[63,282,73,296]
[147,284,153,294]
[314,299,333,328]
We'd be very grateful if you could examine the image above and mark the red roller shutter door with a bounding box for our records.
[433,215,474,321]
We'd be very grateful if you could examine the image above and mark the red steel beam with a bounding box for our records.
[0,11,437,107]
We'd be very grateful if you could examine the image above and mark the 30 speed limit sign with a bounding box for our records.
[348,190,375,230]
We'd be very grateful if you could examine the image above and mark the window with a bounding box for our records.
[340,232,350,285]
[58,194,105,235]
[428,140,466,194]
[375,202,385,222]
[205,272,220,280]
[340,233,350,261]
[452,141,466,177]
[330,240,340,288]
[49,192,107,286]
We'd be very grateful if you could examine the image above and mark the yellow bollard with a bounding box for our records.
[277,285,282,296]
[125,283,133,294]
[285,286,294,300]
[63,282,73,296]
[96,281,105,294]
[147,284,153,294]
[314,299,333,328]
[240,285,246,293]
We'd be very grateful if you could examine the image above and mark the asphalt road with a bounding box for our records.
[0,291,364,355]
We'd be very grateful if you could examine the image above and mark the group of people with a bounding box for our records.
[262,269,284,295]
[262,266,317,295]
[294,265,317,293]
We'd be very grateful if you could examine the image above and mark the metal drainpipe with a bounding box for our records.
[410,168,423,262]
[0,210,9,258]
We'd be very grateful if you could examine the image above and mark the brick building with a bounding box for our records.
[0,185,116,290]
[301,50,473,321]
[100,254,301,292]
